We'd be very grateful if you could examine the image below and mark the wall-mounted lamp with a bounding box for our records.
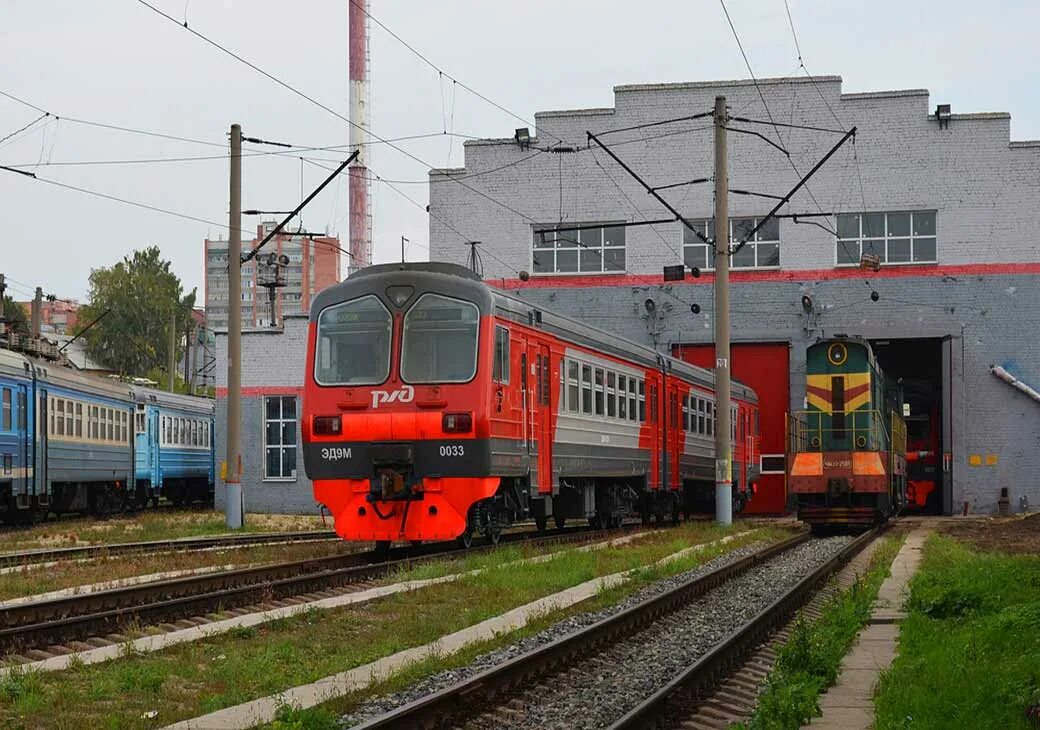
[935,104,951,130]
[801,294,814,314]
[690,303,701,314]
[518,270,530,281]
[644,298,656,314]
[514,127,531,150]
[870,290,880,302]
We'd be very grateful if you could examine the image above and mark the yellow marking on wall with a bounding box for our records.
[985,454,998,466]
[969,454,982,466]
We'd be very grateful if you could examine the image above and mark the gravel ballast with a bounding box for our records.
[341,535,852,728]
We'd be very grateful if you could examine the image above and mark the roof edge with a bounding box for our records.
[614,75,841,93]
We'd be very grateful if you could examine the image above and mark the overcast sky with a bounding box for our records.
[2,0,1038,303]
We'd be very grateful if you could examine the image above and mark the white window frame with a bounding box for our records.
[760,453,787,475]
[681,216,782,272]
[263,395,298,482]
[835,211,937,267]
[532,223,627,276]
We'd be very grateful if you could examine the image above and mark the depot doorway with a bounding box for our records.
[870,337,948,515]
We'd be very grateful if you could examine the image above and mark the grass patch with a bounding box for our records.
[737,535,903,730]
[0,511,327,554]
[0,523,789,729]
[874,535,1040,730]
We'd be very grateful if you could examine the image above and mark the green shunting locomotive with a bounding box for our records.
[787,336,907,529]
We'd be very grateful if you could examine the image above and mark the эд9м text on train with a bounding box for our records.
[302,262,760,549]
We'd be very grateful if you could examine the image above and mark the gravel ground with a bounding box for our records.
[341,536,845,728]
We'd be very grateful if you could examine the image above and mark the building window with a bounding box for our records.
[682,217,780,271]
[532,224,626,275]
[264,396,297,481]
[836,211,936,266]
[493,326,510,383]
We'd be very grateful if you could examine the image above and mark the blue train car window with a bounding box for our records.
[17,392,25,430]
[75,403,83,438]
[1,389,10,431]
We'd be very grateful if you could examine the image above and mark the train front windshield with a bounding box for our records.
[315,295,393,385]
[400,293,479,384]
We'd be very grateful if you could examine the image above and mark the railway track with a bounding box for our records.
[344,529,877,730]
[0,524,623,661]
[0,529,339,570]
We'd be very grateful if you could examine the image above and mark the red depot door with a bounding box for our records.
[675,342,790,514]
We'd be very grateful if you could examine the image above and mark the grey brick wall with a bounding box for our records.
[502,273,1040,514]
[428,75,1040,516]
[430,76,1040,274]
[214,315,319,515]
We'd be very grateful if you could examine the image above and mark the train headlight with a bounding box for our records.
[313,416,342,435]
[442,412,473,433]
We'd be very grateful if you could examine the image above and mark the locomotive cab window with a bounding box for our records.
[493,326,510,383]
[401,294,480,384]
[315,294,393,386]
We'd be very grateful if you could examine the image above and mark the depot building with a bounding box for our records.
[214,74,1040,517]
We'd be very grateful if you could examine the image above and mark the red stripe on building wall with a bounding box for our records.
[216,386,305,398]
[489,261,1040,290]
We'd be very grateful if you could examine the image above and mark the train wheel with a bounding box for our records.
[487,526,502,546]
[534,515,547,532]
[459,528,474,549]
[554,516,567,530]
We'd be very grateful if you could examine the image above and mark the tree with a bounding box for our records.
[1,296,30,336]
[78,247,196,377]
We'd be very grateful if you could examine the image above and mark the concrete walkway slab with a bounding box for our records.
[802,527,929,729]
[163,530,757,730]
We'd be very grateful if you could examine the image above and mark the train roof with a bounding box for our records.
[313,262,757,404]
[129,385,215,414]
[21,352,135,402]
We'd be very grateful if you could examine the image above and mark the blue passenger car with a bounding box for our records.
[131,387,215,505]
[0,349,136,522]
[0,350,33,521]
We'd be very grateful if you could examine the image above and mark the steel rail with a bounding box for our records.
[350,531,812,730]
[0,525,615,655]
[0,530,339,569]
[609,527,880,729]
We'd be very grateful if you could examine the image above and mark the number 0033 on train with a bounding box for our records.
[787,337,908,529]
[302,263,761,546]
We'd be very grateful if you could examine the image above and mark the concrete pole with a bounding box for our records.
[168,308,176,392]
[713,95,732,526]
[31,287,42,338]
[226,123,244,529]
[183,322,192,393]
[191,324,199,395]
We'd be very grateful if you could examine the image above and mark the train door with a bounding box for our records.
[14,385,29,501]
[529,342,552,493]
[150,409,161,489]
[647,378,661,489]
[667,382,681,489]
[35,387,47,502]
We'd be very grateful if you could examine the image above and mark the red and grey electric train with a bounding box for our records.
[302,262,760,548]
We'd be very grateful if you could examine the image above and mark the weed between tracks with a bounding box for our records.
[873,535,1040,730]
[0,523,790,729]
[736,534,903,730]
